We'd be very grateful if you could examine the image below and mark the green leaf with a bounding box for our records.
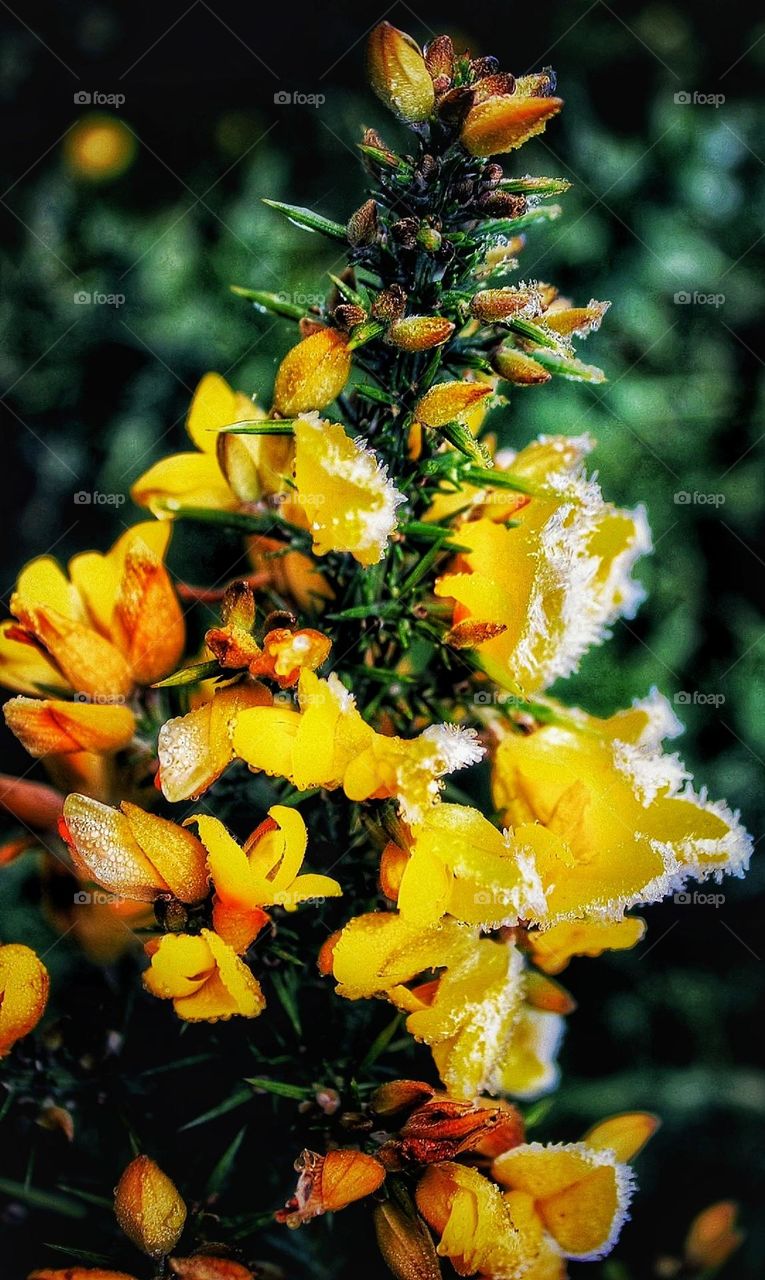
[178,1086,253,1131]
[153,660,220,688]
[230,286,307,319]
[328,272,368,309]
[479,204,563,237]
[0,1180,87,1219]
[354,382,394,406]
[464,466,538,495]
[207,1126,247,1196]
[347,319,386,350]
[271,970,302,1038]
[217,420,296,435]
[531,350,607,383]
[327,601,400,621]
[245,1077,310,1100]
[57,1185,113,1209]
[262,198,347,242]
[437,419,493,466]
[359,1012,403,1070]
[506,316,568,352]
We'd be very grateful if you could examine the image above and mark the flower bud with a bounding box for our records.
[415,381,493,429]
[29,1271,139,1279]
[583,1111,660,1162]
[169,1257,255,1280]
[367,23,435,123]
[370,1079,435,1120]
[470,288,540,323]
[415,226,442,253]
[347,198,379,247]
[396,1098,506,1163]
[473,72,516,102]
[373,1199,442,1280]
[543,299,610,337]
[114,1155,186,1258]
[379,840,409,900]
[0,943,49,1056]
[386,316,454,352]
[371,285,407,323]
[423,35,454,82]
[685,1201,743,1270]
[61,794,209,903]
[272,328,352,417]
[276,1149,386,1227]
[461,94,563,157]
[3,696,135,757]
[492,348,551,385]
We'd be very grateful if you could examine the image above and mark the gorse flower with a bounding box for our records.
[5,16,753,1280]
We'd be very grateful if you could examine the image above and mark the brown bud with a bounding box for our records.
[390,218,419,249]
[169,1258,255,1280]
[372,285,407,322]
[437,85,475,126]
[396,1098,505,1163]
[361,128,398,168]
[445,619,509,649]
[220,580,256,630]
[114,1155,186,1258]
[367,23,435,123]
[373,1199,442,1280]
[470,55,499,78]
[297,317,325,339]
[333,304,368,332]
[492,347,551,385]
[470,288,540,322]
[473,72,516,103]
[424,35,454,82]
[347,198,379,247]
[478,191,527,217]
[370,1079,435,1120]
[386,316,455,352]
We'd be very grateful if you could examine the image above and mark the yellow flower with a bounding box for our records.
[461,91,563,157]
[414,381,494,432]
[492,691,752,923]
[435,435,651,695]
[233,670,483,822]
[132,372,288,514]
[205,619,331,688]
[157,681,272,803]
[292,412,405,566]
[1,522,184,758]
[60,794,209,904]
[114,1155,186,1258]
[192,806,341,951]
[493,1139,636,1261]
[272,328,352,417]
[276,1149,386,1227]
[367,22,435,123]
[0,943,49,1056]
[415,1162,531,1277]
[526,916,646,975]
[684,1200,743,1271]
[395,802,546,928]
[143,928,265,1022]
[490,1007,565,1100]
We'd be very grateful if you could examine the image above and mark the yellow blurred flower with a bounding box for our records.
[192,805,341,951]
[492,691,752,924]
[233,670,483,822]
[60,794,209,904]
[0,943,49,1056]
[64,114,137,182]
[1,522,184,757]
[526,916,646,975]
[114,1154,186,1258]
[132,372,288,515]
[684,1200,743,1270]
[435,435,651,695]
[493,1140,634,1261]
[143,928,265,1023]
[292,412,405,566]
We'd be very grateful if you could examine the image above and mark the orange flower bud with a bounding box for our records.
[370,1080,435,1120]
[379,840,410,900]
[3,695,135,758]
[0,773,65,829]
[367,23,435,123]
[373,1198,442,1280]
[276,1149,386,1227]
[414,381,493,429]
[114,1155,187,1258]
[492,347,551,385]
[272,328,351,417]
[685,1200,743,1270]
[461,94,563,157]
[470,288,540,323]
[396,1098,508,1164]
[543,300,610,337]
[29,1271,139,1280]
[0,943,49,1056]
[169,1257,255,1280]
[317,930,341,976]
[10,602,134,700]
[386,316,454,352]
[61,794,209,903]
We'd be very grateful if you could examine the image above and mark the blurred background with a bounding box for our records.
[1,0,763,1276]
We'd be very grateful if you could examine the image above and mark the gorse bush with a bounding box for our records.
[0,21,752,1280]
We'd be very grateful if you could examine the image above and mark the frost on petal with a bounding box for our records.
[293,413,405,566]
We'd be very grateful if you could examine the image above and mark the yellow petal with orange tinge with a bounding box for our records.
[62,794,171,901]
[0,943,49,1056]
[461,95,563,157]
[232,704,302,782]
[367,22,435,123]
[15,557,83,622]
[583,1112,659,1163]
[272,329,352,417]
[194,814,255,910]
[114,1154,186,1259]
[143,930,265,1022]
[131,452,236,516]
[120,802,209,903]
[527,917,646,975]
[4,696,136,757]
[416,1162,531,1277]
[111,539,185,685]
[0,622,69,696]
[492,1141,634,1261]
[490,1007,564,1099]
[217,428,292,503]
[186,372,255,455]
[158,682,273,802]
[293,413,404,566]
[10,604,134,700]
[492,691,752,922]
